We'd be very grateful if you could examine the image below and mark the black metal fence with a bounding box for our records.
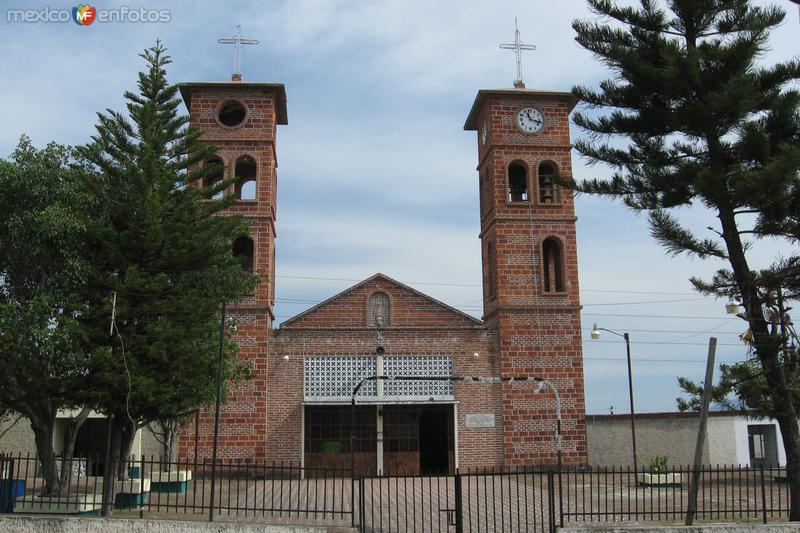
[0,453,794,532]
[560,464,790,525]
[357,468,556,533]
[0,453,353,526]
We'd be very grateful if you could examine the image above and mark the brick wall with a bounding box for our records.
[270,275,506,470]
[177,83,282,463]
[473,90,587,466]
[176,84,587,470]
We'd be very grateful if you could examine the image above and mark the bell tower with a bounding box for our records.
[465,88,587,466]
[178,80,287,461]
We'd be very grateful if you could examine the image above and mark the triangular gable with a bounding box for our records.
[279,273,484,329]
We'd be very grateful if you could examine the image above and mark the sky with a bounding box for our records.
[0,0,797,415]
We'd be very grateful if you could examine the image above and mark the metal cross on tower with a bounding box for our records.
[499,18,537,89]
[217,25,259,81]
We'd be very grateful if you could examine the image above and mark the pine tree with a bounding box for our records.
[570,0,800,517]
[78,43,257,515]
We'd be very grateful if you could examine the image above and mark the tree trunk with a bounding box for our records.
[776,411,800,519]
[28,408,59,496]
[717,206,800,519]
[160,418,178,471]
[100,416,121,517]
[117,418,136,482]
[57,407,91,495]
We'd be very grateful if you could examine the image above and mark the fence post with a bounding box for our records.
[760,466,767,524]
[0,454,8,514]
[358,477,366,533]
[558,465,564,528]
[547,470,556,533]
[139,455,145,520]
[454,471,464,533]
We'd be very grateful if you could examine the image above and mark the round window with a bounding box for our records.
[218,100,247,127]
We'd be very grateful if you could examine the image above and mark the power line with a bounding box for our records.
[584,356,743,364]
[583,313,738,321]
[589,339,742,347]
[273,296,715,308]
[580,327,741,335]
[275,274,705,296]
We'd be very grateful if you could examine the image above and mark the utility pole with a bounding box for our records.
[208,302,226,522]
[686,337,717,526]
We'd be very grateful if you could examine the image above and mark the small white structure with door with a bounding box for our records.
[588,411,788,467]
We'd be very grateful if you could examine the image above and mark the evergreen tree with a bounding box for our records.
[570,0,800,517]
[78,43,257,515]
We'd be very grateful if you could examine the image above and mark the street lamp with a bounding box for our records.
[591,323,639,471]
[725,302,742,315]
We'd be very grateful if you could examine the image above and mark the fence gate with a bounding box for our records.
[358,469,556,533]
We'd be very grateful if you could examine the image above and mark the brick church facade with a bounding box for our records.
[177,76,587,474]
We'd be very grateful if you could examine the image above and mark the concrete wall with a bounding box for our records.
[0,415,35,454]
[563,525,800,533]
[139,425,167,459]
[0,415,167,461]
[0,516,354,533]
[588,412,790,468]
[707,415,738,465]
[587,413,708,467]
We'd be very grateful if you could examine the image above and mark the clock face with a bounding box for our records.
[480,120,488,145]
[516,107,544,133]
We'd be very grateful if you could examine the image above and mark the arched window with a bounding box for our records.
[234,155,257,201]
[508,162,528,202]
[487,242,496,298]
[542,237,564,293]
[538,163,557,204]
[368,292,390,327]
[204,157,225,200]
[232,236,254,272]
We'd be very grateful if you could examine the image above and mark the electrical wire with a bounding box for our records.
[110,293,136,430]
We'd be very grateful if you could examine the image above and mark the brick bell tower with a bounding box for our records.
[177,79,287,461]
[464,87,587,466]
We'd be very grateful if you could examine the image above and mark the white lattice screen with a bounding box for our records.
[383,356,453,398]
[304,355,453,402]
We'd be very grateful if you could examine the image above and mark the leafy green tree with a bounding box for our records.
[0,137,98,494]
[77,43,257,514]
[569,0,800,517]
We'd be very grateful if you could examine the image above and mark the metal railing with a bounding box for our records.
[0,453,353,525]
[0,453,794,532]
[358,467,556,533]
[560,464,790,525]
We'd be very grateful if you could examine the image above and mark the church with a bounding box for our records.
[177,44,588,475]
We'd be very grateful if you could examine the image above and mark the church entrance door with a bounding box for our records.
[419,408,449,474]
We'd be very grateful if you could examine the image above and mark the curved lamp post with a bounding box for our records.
[591,323,638,471]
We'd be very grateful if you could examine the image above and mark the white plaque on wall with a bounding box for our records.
[465,413,495,428]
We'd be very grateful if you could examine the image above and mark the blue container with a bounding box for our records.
[114,490,149,510]
[0,479,26,513]
[151,480,189,493]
